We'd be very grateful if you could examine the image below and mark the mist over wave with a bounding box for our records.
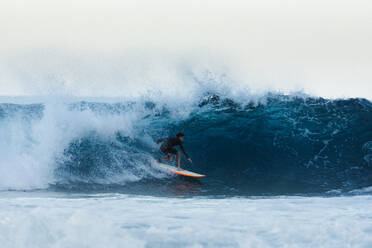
[2,48,372,100]
[0,85,371,194]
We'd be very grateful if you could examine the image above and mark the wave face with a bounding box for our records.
[0,95,372,195]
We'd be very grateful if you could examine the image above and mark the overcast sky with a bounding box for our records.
[1,0,371,99]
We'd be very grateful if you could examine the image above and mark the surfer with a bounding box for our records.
[156,133,192,170]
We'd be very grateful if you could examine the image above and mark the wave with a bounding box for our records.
[0,94,372,195]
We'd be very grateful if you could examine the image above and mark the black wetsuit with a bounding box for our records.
[157,137,190,158]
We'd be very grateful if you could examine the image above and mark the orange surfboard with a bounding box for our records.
[157,163,206,178]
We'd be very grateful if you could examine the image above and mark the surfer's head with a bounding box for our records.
[176,132,185,141]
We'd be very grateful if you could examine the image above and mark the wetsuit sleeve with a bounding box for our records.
[156,138,166,144]
[179,143,190,158]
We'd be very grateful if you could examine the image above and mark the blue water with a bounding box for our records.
[1,94,372,247]
[1,94,371,195]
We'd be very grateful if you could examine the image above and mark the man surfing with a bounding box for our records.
[156,133,192,170]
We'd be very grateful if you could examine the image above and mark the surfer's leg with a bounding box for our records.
[166,148,177,162]
[158,147,171,162]
[159,155,171,162]
[159,148,177,164]
[177,151,181,170]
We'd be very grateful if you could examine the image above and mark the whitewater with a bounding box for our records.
[0,192,371,248]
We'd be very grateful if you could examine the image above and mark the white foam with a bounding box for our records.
[350,186,372,194]
[0,194,371,248]
[0,101,165,190]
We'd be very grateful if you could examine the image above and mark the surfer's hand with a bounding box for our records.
[188,158,193,163]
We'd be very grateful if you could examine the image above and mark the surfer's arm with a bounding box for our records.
[156,138,166,144]
[179,144,190,159]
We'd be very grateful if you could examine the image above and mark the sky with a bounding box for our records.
[0,0,371,99]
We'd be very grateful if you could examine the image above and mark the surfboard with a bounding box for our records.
[157,163,206,178]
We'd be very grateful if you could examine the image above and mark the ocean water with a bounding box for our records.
[1,192,372,248]
[0,92,372,247]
